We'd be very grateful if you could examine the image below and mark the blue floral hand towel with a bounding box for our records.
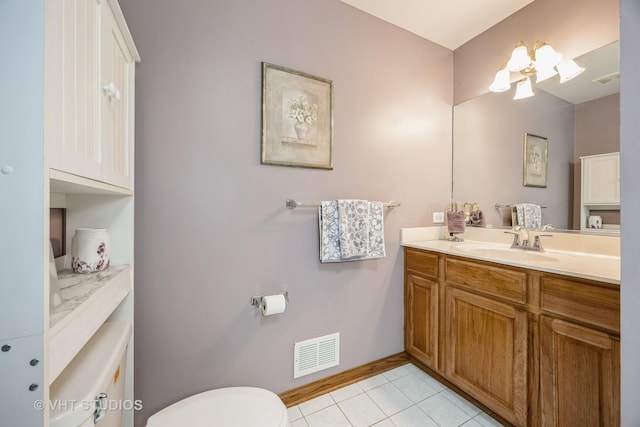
[319,200,385,263]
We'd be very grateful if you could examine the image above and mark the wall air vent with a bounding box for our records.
[592,71,620,87]
[293,333,339,379]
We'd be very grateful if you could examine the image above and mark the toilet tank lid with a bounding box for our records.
[50,321,132,427]
[146,387,288,427]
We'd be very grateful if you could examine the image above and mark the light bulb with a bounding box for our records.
[489,69,511,92]
[534,44,562,69]
[506,42,531,72]
[557,59,585,83]
[535,66,558,83]
[513,77,534,100]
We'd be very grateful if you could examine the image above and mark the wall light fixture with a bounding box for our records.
[489,40,585,99]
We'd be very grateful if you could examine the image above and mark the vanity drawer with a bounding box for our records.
[445,258,527,304]
[405,249,439,279]
[540,275,620,334]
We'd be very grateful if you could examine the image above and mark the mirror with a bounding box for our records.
[452,40,620,232]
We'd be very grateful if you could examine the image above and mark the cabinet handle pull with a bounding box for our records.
[102,82,121,101]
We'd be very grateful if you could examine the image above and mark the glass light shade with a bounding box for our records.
[534,44,562,69]
[535,66,558,83]
[557,59,585,83]
[489,69,511,92]
[506,44,531,72]
[513,77,534,100]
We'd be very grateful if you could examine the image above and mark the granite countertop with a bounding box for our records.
[403,239,620,285]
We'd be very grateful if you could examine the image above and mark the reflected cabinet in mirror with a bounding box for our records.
[453,41,620,232]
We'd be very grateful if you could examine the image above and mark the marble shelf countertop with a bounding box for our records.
[51,265,130,328]
[401,227,620,285]
[49,264,132,384]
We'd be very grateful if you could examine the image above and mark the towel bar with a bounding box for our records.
[286,199,400,209]
[494,203,547,209]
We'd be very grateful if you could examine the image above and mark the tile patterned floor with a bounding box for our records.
[286,363,504,427]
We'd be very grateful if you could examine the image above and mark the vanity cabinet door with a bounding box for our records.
[445,287,527,426]
[405,274,438,369]
[539,316,620,427]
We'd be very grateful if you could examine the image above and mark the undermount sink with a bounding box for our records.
[454,245,560,263]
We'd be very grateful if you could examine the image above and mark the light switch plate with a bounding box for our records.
[433,212,445,223]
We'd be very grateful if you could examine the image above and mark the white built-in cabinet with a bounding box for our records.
[580,152,620,230]
[48,0,135,191]
[0,1,138,426]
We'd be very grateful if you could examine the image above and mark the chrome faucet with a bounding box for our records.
[504,226,552,252]
[531,233,553,252]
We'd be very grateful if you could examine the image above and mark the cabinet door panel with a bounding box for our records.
[47,0,100,179]
[582,153,620,205]
[405,274,438,368]
[101,1,134,189]
[445,287,527,426]
[540,316,620,427]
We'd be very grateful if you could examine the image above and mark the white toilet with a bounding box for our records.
[145,386,289,427]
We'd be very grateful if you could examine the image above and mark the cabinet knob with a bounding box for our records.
[103,82,121,101]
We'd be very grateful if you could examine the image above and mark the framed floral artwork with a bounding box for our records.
[261,62,333,169]
[523,133,548,187]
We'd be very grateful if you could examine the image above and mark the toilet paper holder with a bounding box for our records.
[250,290,289,310]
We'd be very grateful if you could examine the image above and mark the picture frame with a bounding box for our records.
[261,62,333,169]
[523,133,548,188]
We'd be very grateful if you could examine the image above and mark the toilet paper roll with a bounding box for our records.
[261,294,286,316]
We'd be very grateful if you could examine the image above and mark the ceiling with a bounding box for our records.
[338,0,535,50]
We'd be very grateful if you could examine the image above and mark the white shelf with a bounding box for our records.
[49,264,132,384]
[50,169,133,196]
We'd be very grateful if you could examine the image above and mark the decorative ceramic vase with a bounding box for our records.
[294,122,309,139]
[71,228,111,273]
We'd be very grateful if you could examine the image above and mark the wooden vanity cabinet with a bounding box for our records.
[444,258,528,426]
[403,247,620,427]
[539,274,620,427]
[539,316,619,427]
[404,250,439,370]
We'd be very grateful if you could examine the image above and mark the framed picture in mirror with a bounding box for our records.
[523,133,548,187]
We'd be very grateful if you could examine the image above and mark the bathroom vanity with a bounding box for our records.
[402,229,620,426]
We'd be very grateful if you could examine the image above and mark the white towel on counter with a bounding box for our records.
[318,200,385,263]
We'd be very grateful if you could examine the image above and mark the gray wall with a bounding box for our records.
[119,0,453,424]
[620,0,640,424]
[572,93,620,228]
[453,90,575,229]
[574,94,620,157]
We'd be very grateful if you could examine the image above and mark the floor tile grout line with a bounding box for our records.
[362,384,395,423]
[293,363,497,427]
